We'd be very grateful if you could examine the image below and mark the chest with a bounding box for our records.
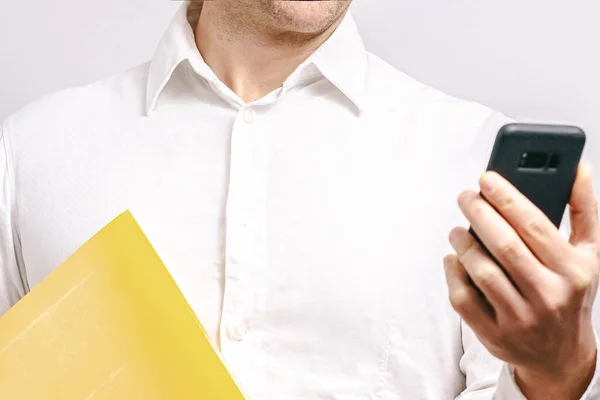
[13,107,484,399]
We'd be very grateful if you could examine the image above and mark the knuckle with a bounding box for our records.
[538,292,570,317]
[494,240,521,264]
[497,315,538,341]
[497,195,515,212]
[570,270,593,294]
[516,313,539,332]
[473,267,498,290]
[525,217,548,241]
[449,288,471,312]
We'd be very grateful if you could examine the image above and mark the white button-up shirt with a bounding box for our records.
[1,4,598,399]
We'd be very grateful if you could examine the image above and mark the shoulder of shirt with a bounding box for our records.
[363,51,512,128]
[362,52,514,162]
[2,62,151,136]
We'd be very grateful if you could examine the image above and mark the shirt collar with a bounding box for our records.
[307,10,369,112]
[145,4,203,116]
[146,3,369,116]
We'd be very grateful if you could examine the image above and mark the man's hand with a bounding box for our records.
[444,163,600,399]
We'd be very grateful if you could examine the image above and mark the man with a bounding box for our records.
[1,1,598,398]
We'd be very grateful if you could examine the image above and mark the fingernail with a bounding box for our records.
[480,172,498,193]
[448,227,462,247]
[443,255,454,270]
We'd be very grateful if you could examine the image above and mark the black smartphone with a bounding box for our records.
[470,123,586,244]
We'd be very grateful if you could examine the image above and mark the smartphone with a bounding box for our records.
[470,123,586,243]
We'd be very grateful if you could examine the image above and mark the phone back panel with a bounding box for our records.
[486,123,586,227]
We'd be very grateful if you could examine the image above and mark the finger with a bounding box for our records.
[569,163,600,246]
[478,172,572,273]
[449,227,529,318]
[443,254,496,333]
[458,190,550,292]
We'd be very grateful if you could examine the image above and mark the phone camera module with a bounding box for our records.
[518,151,548,169]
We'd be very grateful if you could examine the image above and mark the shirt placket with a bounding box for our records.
[220,105,270,396]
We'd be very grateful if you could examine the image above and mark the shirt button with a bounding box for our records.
[243,108,255,124]
[229,324,248,341]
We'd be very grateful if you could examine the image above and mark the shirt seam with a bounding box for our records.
[1,121,16,226]
[1,121,28,293]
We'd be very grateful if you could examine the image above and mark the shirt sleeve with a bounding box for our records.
[454,320,502,399]
[494,331,600,399]
[0,121,27,316]
[456,321,600,399]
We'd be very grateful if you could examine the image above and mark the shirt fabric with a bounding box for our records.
[1,4,599,399]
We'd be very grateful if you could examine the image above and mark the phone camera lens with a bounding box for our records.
[518,152,528,167]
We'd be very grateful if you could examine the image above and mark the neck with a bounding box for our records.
[191,3,343,103]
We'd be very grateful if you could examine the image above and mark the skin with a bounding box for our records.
[446,164,599,399]
[189,0,599,396]
[192,0,351,102]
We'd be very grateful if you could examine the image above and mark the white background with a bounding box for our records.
[1,0,599,326]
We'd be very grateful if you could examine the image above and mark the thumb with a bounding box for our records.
[569,162,600,245]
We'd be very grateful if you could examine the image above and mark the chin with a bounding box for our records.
[269,0,350,33]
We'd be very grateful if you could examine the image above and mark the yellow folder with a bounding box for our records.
[0,211,248,400]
